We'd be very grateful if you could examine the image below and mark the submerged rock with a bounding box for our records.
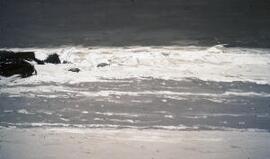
[44,53,61,64]
[63,60,72,64]
[68,68,80,73]
[97,63,110,68]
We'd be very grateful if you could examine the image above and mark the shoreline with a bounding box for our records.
[1,127,270,159]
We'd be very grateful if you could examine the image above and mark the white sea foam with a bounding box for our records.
[0,45,269,86]
[60,118,70,122]
[3,110,14,113]
[164,115,174,119]
[184,113,270,119]
[17,109,33,115]
[0,122,268,132]
[109,119,137,124]
[1,83,270,98]
[95,112,139,117]
[152,125,198,130]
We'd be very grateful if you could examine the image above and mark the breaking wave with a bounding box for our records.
[1,45,270,85]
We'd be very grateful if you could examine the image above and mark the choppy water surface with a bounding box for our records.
[0,45,270,131]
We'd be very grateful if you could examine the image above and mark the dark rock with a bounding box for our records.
[0,50,37,78]
[34,58,45,65]
[0,59,36,78]
[63,60,72,64]
[97,63,110,68]
[0,51,35,61]
[44,53,61,64]
[0,50,44,64]
[68,68,80,73]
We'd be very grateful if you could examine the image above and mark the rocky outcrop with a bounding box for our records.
[0,51,37,78]
[0,50,69,79]
[0,50,44,64]
[44,53,61,64]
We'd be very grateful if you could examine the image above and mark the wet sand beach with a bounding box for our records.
[1,128,270,159]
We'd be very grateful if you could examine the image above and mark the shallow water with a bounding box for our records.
[0,45,270,131]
